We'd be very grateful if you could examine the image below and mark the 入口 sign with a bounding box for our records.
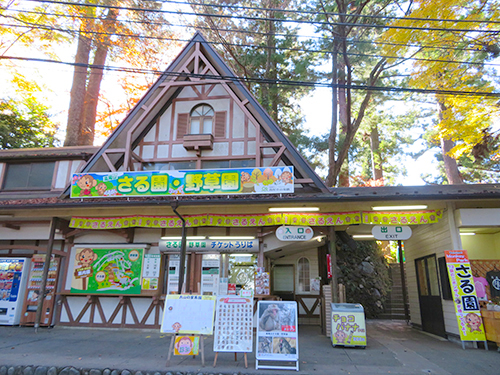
[276,226,314,241]
[371,225,412,240]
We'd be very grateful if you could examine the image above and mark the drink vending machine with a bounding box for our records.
[0,258,31,325]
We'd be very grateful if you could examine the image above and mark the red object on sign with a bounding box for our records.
[281,325,296,332]
[327,254,332,279]
[228,283,236,294]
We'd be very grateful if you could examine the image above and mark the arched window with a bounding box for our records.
[298,257,310,292]
[190,104,214,134]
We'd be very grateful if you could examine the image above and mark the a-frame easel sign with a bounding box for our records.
[256,300,299,371]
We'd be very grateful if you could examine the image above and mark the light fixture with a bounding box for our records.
[0,214,13,218]
[231,253,253,257]
[161,236,206,240]
[208,236,255,240]
[371,205,428,211]
[460,232,476,236]
[268,207,320,212]
[352,234,375,239]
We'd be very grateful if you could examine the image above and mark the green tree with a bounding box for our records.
[0,97,58,149]
[382,0,500,184]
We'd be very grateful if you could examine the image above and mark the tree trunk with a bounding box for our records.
[64,24,91,146]
[337,57,349,187]
[438,99,463,184]
[369,125,383,181]
[80,8,118,145]
[326,42,339,187]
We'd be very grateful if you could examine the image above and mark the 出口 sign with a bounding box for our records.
[372,225,412,240]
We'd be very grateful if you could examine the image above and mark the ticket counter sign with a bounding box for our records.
[331,303,367,347]
[71,166,294,198]
[444,250,486,342]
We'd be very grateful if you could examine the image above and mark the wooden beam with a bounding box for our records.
[2,223,20,230]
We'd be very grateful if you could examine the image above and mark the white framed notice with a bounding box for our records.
[214,296,253,352]
[160,294,216,335]
[256,300,299,371]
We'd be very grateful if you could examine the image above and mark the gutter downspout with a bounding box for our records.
[171,203,187,294]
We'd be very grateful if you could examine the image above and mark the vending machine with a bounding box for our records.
[0,258,31,325]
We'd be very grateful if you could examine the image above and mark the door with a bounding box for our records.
[272,265,295,301]
[415,254,446,337]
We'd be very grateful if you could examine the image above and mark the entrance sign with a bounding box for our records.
[276,226,313,241]
[256,300,299,371]
[214,296,253,352]
[444,250,487,342]
[160,294,216,335]
[71,166,294,198]
[372,225,412,240]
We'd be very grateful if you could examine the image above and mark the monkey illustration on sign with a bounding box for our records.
[76,248,98,267]
[76,175,97,196]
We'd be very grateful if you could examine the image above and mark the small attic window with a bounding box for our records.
[190,104,214,134]
[3,161,55,190]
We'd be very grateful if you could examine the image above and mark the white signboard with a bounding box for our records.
[256,300,299,370]
[160,294,216,335]
[276,226,314,241]
[372,225,412,240]
[214,296,254,352]
[160,239,259,252]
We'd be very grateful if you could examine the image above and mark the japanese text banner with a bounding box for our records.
[444,250,486,342]
[70,167,294,198]
[362,210,443,225]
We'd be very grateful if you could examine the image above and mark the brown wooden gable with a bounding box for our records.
[77,33,328,193]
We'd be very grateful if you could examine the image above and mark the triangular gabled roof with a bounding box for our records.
[70,32,328,195]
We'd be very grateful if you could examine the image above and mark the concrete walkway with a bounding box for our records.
[1,320,499,375]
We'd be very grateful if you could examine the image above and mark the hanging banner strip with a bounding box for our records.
[69,215,209,230]
[284,212,361,226]
[362,210,443,225]
[70,210,443,229]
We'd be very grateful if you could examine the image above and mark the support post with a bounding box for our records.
[328,227,338,303]
[35,217,58,332]
[172,204,187,294]
[398,240,410,322]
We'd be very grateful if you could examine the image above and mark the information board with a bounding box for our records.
[70,248,143,294]
[160,294,216,335]
[214,296,253,352]
[256,301,298,362]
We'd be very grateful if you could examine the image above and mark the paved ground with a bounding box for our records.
[1,320,500,375]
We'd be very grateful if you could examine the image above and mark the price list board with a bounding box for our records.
[213,296,253,352]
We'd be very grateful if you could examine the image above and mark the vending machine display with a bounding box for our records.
[21,254,59,326]
[0,258,31,325]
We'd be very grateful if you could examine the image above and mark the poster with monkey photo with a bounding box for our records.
[70,248,143,294]
[256,301,298,361]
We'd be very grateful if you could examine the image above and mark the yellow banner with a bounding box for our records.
[445,250,486,342]
[284,212,361,226]
[70,210,442,229]
[208,213,284,227]
[362,210,443,225]
[69,215,208,229]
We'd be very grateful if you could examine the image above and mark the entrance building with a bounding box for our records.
[0,33,499,346]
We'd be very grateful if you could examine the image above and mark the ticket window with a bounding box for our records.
[201,254,220,295]
[228,254,257,294]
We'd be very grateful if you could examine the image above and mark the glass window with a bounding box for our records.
[190,104,214,134]
[228,254,257,293]
[201,160,230,169]
[3,162,55,190]
[298,257,310,292]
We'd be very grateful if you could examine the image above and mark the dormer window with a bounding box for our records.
[190,104,214,134]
